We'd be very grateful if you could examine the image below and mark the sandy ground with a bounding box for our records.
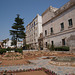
[0,51,75,66]
[0,56,38,66]
[0,59,28,66]
[0,71,47,75]
[15,71,47,75]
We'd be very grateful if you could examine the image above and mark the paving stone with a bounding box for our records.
[0,56,75,75]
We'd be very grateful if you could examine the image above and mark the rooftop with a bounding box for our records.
[42,0,75,26]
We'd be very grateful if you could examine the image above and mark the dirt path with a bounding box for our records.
[0,71,47,75]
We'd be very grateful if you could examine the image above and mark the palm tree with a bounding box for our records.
[2,38,9,48]
[2,39,7,48]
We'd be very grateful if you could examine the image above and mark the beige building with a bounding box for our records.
[42,0,75,50]
[26,14,42,49]
[38,33,43,50]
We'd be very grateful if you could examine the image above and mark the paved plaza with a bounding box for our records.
[0,56,75,75]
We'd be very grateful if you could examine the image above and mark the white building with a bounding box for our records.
[3,39,23,48]
[17,41,23,48]
[3,40,12,48]
[26,14,42,49]
[42,0,75,49]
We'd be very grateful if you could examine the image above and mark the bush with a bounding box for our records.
[54,46,69,51]
[0,48,23,55]
[50,45,55,51]
[25,44,30,50]
[0,48,6,54]
[15,48,23,54]
[6,47,11,51]
[47,44,50,50]
[47,44,55,51]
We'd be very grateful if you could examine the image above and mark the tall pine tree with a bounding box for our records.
[10,14,25,47]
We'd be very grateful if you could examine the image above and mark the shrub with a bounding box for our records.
[15,48,23,54]
[50,45,55,51]
[47,44,55,51]
[54,46,69,51]
[25,44,30,50]
[6,47,11,51]
[47,44,50,50]
[0,48,6,54]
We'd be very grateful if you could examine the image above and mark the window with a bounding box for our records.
[34,22,35,26]
[32,24,33,27]
[62,39,65,45]
[50,27,53,34]
[45,30,47,36]
[51,41,54,46]
[46,42,47,47]
[34,26,35,29]
[68,19,73,27]
[60,22,64,31]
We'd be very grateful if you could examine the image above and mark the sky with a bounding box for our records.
[0,0,70,41]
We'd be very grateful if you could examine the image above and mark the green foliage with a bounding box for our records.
[47,44,50,50]
[2,40,7,44]
[0,48,23,55]
[50,45,55,51]
[47,43,69,51]
[11,39,16,46]
[10,14,25,47]
[6,47,11,51]
[54,46,69,51]
[2,39,7,48]
[25,44,30,50]
[47,44,55,51]
[15,48,23,53]
[0,49,6,54]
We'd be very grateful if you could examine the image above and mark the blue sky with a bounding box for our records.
[0,0,70,41]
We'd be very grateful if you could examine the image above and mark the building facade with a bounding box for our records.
[38,33,43,50]
[3,40,12,48]
[26,14,42,49]
[42,0,75,49]
[17,41,23,48]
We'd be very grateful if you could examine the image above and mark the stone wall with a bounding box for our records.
[67,35,75,52]
[42,4,75,49]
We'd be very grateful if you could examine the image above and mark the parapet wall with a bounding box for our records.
[55,0,75,15]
